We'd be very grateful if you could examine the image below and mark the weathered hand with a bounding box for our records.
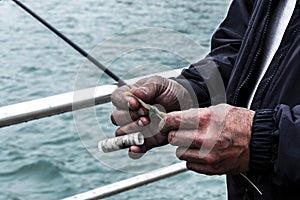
[110,76,193,159]
[159,104,255,175]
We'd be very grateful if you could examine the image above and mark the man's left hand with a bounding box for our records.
[159,104,255,175]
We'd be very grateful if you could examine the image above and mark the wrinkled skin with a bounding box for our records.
[111,76,193,159]
[111,76,254,174]
[160,104,254,175]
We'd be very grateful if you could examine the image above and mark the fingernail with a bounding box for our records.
[138,120,144,127]
[127,102,132,109]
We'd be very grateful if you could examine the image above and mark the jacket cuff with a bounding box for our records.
[250,109,279,172]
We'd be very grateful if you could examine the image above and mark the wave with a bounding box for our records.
[0,160,63,180]
[0,160,76,199]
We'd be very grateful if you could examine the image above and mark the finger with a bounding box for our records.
[186,162,220,175]
[115,117,150,136]
[159,108,211,135]
[176,147,215,165]
[176,147,204,164]
[111,86,140,110]
[131,87,156,104]
[131,76,166,104]
[111,108,149,126]
[168,129,204,148]
[111,85,130,108]
[128,145,147,159]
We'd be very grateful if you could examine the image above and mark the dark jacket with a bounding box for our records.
[176,0,300,199]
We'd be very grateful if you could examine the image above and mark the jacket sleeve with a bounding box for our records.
[251,105,300,185]
[175,0,254,107]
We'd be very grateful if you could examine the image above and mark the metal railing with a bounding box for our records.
[0,69,181,128]
[0,68,188,199]
[0,84,115,128]
[63,162,188,200]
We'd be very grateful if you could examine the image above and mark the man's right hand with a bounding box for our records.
[110,75,193,159]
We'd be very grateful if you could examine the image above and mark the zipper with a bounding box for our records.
[255,53,283,109]
[255,25,300,109]
[232,0,273,106]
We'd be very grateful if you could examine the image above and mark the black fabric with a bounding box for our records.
[174,59,211,108]
[250,109,277,172]
[175,0,300,199]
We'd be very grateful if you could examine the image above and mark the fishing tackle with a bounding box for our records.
[99,92,167,153]
[10,1,262,195]
[10,0,166,152]
[98,132,144,153]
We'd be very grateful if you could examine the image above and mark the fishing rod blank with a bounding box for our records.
[11,0,126,86]
[11,0,145,153]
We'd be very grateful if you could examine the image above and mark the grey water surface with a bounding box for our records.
[0,0,230,199]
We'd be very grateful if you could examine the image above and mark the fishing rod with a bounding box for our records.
[10,0,164,152]
[11,0,126,87]
[9,1,263,196]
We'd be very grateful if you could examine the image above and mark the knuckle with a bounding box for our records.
[198,109,211,124]
[165,115,172,125]
[204,154,217,165]
[174,113,182,124]
[163,116,172,130]
[168,130,177,144]
[166,112,180,126]
[193,133,203,146]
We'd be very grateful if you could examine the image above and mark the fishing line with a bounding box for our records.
[11,0,126,86]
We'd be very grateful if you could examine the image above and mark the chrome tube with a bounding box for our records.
[0,85,116,128]
[0,69,180,128]
[63,162,188,200]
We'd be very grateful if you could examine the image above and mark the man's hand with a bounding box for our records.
[110,76,193,159]
[160,104,255,175]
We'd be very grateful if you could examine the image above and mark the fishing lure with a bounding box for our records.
[124,91,167,120]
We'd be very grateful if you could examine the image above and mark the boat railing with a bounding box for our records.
[0,68,189,200]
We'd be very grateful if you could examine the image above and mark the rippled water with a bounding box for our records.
[0,0,230,199]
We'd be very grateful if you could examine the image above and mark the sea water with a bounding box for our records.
[0,0,230,199]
